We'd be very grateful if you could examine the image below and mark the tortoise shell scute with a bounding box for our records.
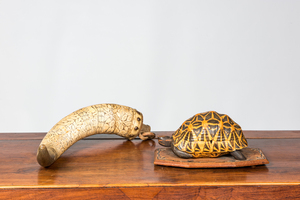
[172,111,248,158]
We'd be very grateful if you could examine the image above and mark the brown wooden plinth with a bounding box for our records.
[154,147,269,168]
[1,131,300,199]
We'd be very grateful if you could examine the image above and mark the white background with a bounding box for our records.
[0,0,299,132]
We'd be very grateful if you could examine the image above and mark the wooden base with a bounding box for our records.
[154,147,269,168]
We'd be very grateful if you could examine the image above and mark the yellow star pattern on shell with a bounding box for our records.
[172,111,248,158]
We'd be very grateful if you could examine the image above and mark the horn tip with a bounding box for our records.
[37,144,56,167]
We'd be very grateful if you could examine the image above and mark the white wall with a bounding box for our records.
[0,0,299,132]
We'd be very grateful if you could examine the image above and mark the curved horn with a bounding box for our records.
[37,104,155,167]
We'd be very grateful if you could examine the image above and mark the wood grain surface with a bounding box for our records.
[1,131,300,199]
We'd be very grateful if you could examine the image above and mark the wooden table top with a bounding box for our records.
[1,130,300,199]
